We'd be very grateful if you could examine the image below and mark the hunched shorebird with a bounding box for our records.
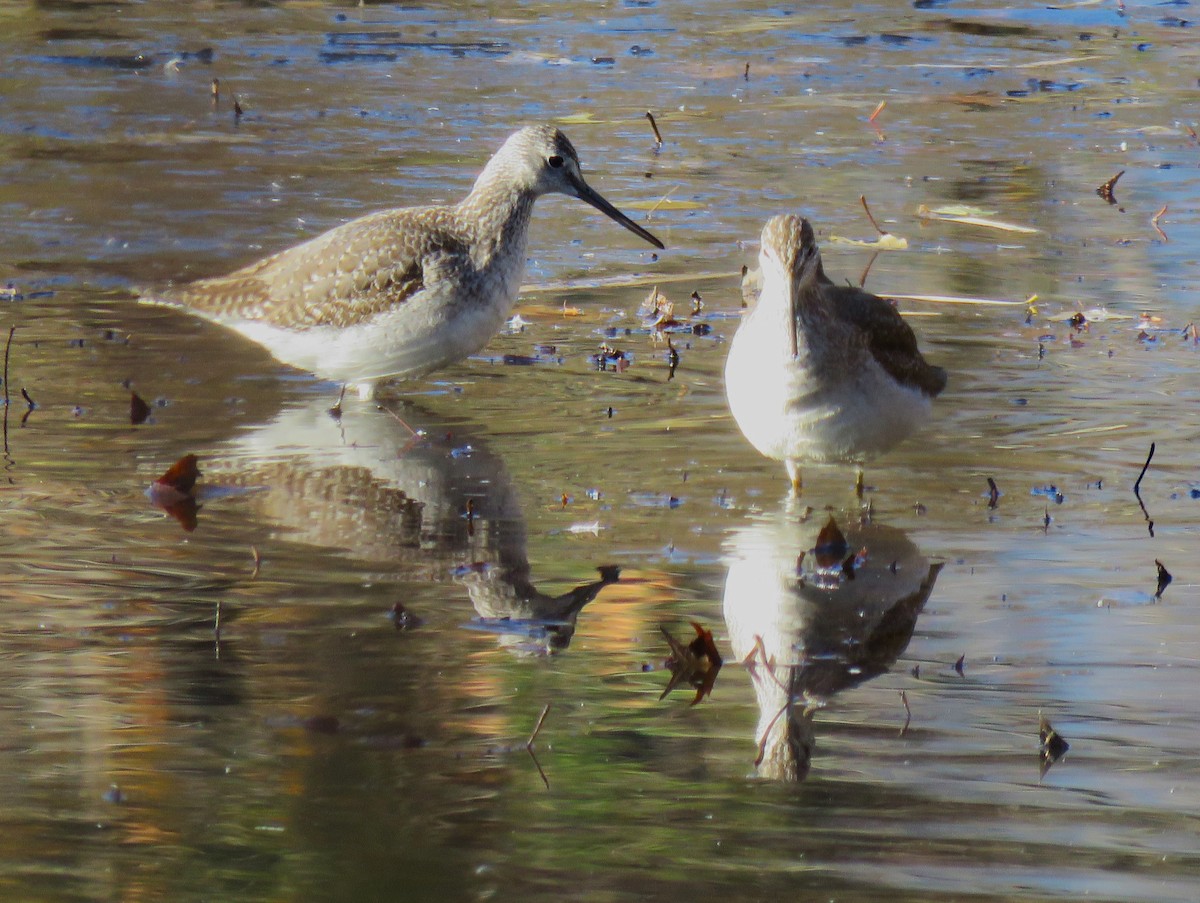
[725,214,946,495]
[145,125,664,399]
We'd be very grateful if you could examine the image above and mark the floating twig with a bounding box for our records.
[1151,204,1168,242]
[526,704,552,791]
[1133,442,1155,495]
[250,545,262,580]
[3,325,14,459]
[858,251,879,288]
[526,703,551,749]
[743,62,750,81]
[645,111,664,148]
[899,689,912,737]
[1097,170,1124,204]
[859,195,887,237]
[986,477,1000,509]
[643,184,678,218]
[868,100,886,123]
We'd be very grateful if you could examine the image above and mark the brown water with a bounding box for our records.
[3,2,1200,900]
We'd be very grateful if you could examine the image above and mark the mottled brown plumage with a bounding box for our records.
[146,125,663,398]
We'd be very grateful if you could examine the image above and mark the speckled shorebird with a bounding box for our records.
[145,125,664,399]
[725,214,946,496]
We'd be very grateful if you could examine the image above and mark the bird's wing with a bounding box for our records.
[829,286,948,397]
[160,207,467,329]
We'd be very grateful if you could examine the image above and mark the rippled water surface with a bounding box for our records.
[3,2,1200,900]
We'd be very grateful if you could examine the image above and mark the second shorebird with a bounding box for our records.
[725,214,946,495]
[146,125,664,399]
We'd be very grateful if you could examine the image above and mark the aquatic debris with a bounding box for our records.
[148,454,201,532]
[565,521,602,535]
[593,343,630,372]
[986,477,1001,509]
[645,110,664,148]
[130,392,152,426]
[1154,559,1172,600]
[829,195,908,249]
[1151,205,1168,242]
[666,337,679,381]
[1031,484,1065,504]
[389,602,421,630]
[1133,442,1154,495]
[868,99,886,123]
[659,622,723,706]
[1134,442,1155,537]
[1038,713,1069,778]
[899,689,912,737]
[1097,169,1124,204]
[916,204,1039,234]
[954,654,965,676]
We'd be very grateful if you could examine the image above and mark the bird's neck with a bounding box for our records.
[457,179,539,269]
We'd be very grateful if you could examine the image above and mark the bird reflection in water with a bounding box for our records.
[723,509,942,781]
[209,394,618,652]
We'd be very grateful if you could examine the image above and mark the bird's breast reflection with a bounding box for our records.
[722,508,942,781]
[209,395,618,654]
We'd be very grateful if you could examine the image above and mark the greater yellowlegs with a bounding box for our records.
[145,125,664,399]
[725,214,945,495]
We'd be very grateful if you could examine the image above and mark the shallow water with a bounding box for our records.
[2,1,1200,900]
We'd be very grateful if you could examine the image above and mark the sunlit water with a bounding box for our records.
[2,2,1200,900]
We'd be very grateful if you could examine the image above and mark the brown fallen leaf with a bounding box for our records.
[148,454,201,531]
[130,392,151,426]
[659,622,723,705]
[1097,170,1124,204]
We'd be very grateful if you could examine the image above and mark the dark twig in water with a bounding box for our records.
[1133,442,1157,535]
[1154,559,1172,599]
[3,325,14,459]
[1134,442,1154,494]
[645,111,663,148]
[1097,170,1124,204]
[859,195,887,237]
[1151,205,1168,242]
[899,690,912,737]
[858,251,879,288]
[526,703,551,748]
[526,704,552,791]
[744,62,750,81]
[986,477,1000,509]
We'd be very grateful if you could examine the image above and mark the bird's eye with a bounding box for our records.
[547,155,565,168]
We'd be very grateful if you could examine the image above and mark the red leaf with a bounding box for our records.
[155,454,200,494]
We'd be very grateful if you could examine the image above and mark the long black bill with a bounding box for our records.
[570,172,665,250]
